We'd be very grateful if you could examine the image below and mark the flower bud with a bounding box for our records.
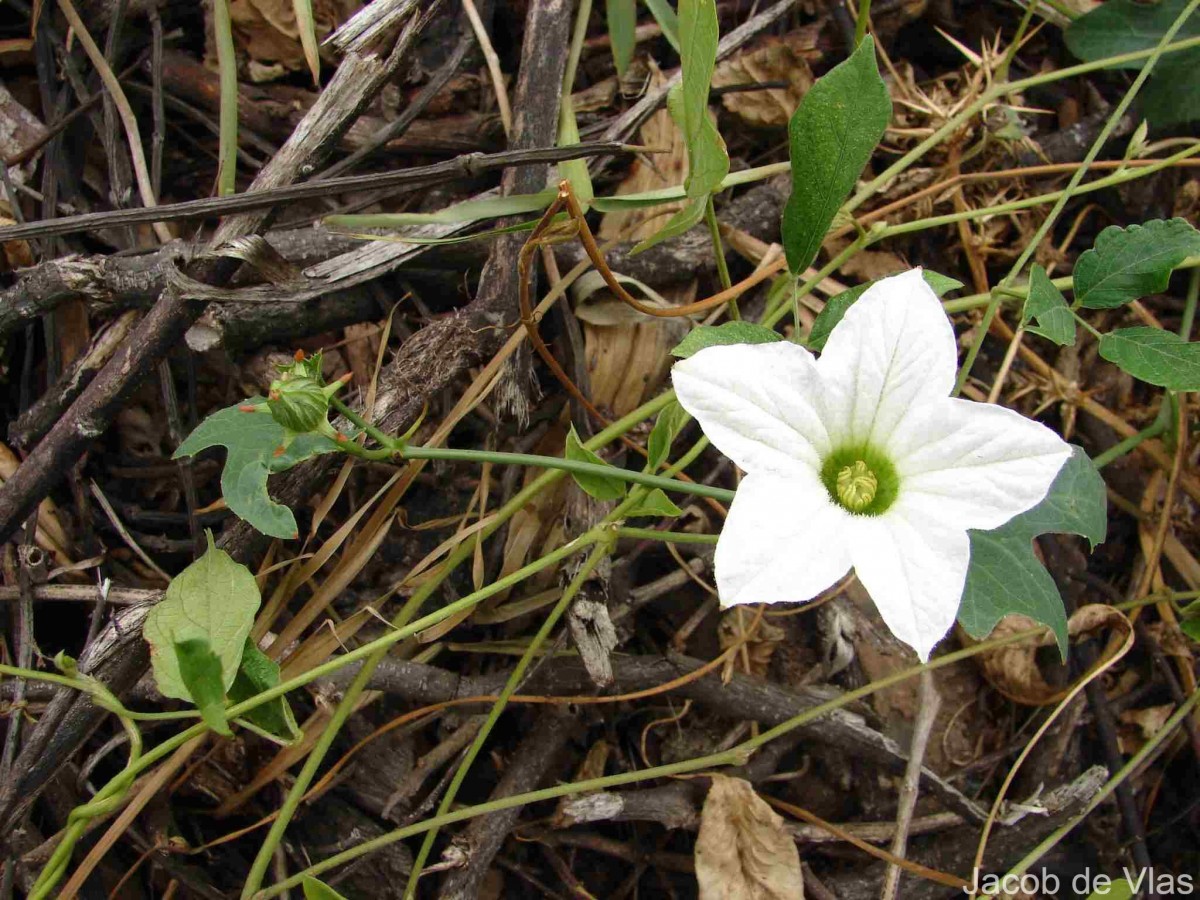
[267,376,330,433]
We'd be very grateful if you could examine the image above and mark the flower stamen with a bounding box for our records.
[836,460,877,512]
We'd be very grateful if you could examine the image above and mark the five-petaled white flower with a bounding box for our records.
[672,269,1072,660]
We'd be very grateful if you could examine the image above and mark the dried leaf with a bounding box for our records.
[711,34,817,127]
[695,776,804,900]
[976,605,1130,706]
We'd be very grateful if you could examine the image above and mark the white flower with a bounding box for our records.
[672,269,1071,660]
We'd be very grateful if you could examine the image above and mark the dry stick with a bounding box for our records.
[765,798,967,891]
[879,670,942,900]
[0,0,439,838]
[0,142,632,243]
[55,0,171,243]
[969,613,1136,897]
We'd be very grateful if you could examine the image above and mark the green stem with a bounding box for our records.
[990,687,1200,897]
[705,195,738,318]
[254,624,1047,898]
[997,1,1037,82]
[616,526,718,544]
[1182,268,1199,340]
[854,0,871,46]
[1091,415,1169,469]
[954,0,1200,395]
[398,445,735,502]
[236,392,675,895]
[847,34,1200,217]
[213,0,237,196]
[238,531,601,897]
[403,539,614,896]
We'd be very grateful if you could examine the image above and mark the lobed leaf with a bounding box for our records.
[1022,264,1076,346]
[143,533,261,702]
[173,398,341,539]
[1075,218,1200,310]
[670,321,783,358]
[958,447,1107,659]
[781,36,891,275]
[1099,327,1200,390]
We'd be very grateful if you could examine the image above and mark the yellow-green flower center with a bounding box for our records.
[820,444,899,516]
[836,460,878,512]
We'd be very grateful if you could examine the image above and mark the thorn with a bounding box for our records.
[239,404,257,413]
[273,445,286,457]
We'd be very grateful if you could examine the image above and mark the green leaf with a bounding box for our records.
[302,876,350,900]
[671,321,783,358]
[1182,607,1200,642]
[1022,264,1076,346]
[1099,327,1200,390]
[565,425,627,500]
[558,96,594,208]
[1065,0,1200,126]
[781,36,891,275]
[143,532,261,702]
[175,638,232,737]
[324,191,557,230]
[642,0,680,52]
[807,270,962,351]
[174,398,341,539]
[1075,218,1200,309]
[229,640,301,744]
[958,447,1107,659]
[625,488,684,518]
[607,0,637,76]
[633,0,728,252]
[1086,879,1135,900]
[647,400,690,470]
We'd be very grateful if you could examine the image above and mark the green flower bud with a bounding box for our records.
[267,376,330,433]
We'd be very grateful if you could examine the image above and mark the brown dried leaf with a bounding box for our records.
[695,775,804,900]
[976,605,1131,706]
[719,610,785,679]
[711,33,817,127]
[1117,705,1173,754]
[226,0,361,78]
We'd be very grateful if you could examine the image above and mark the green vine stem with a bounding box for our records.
[403,537,616,895]
[252,624,1053,897]
[705,195,738,317]
[987,687,1200,899]
[616,526,719,544]
[954,0,1200,397]
[327,396,735,503]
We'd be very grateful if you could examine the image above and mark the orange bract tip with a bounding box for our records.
[239,404,257,412]
[335,432,348,443]
[273,445,286,457]
[269,390,280,401]
[294,349,306,361]
[292,532,299,540]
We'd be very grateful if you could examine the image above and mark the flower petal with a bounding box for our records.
[715,472,852,608]
[816,269,957,447]
[848,503,968,661]
[888,398,1072,531]
[673,341,832,477]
